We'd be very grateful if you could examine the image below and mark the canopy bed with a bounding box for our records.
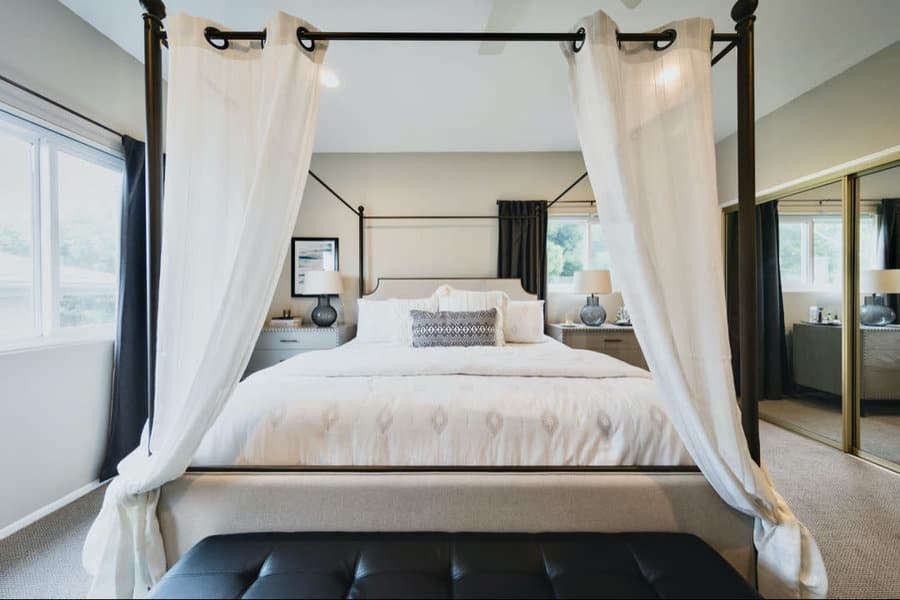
[80,1,827,598]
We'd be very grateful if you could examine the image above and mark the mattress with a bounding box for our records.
[192,337,692,467]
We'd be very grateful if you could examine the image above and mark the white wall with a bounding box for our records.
[0,1,147,533]
[0,0,146,140]
[268,152,624,326]
[717,43,900,370]
[716,41,900,205]
[0,341,112,531]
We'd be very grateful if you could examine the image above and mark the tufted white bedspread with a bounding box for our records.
[192,337,692,467]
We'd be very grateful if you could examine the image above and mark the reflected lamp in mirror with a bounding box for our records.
[573,269,612,326]
[304,270,342,327]
[860,269,900,326]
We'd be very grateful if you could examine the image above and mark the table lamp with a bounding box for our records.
[860,269,900,326]
[573,269,612,326]
[304,270,342,327]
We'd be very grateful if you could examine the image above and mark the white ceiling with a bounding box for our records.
[61,0,900,153]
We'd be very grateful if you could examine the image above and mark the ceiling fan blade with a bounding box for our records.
[478,0,530,55]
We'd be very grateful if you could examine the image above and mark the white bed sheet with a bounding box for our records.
[192,337,692,466]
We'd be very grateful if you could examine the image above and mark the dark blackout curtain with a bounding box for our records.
[726,200,790,399]
[497,200,548,300]
[99,136,149,480]
[881,198,900,315]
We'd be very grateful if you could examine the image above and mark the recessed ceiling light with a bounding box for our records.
[320,67,340,88]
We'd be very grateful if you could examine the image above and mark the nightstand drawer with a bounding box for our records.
[604,348,648,370]
[256,330,342,350]
[596,334,640,351]
[246,349,310,373]
[545,323,647,370]
[244,325,356,379]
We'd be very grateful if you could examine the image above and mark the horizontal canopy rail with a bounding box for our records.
[168,27,739,48]
[364,214,542,220]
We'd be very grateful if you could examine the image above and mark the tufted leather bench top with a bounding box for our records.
[149,531,760,599]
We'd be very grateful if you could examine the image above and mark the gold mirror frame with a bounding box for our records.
[722,148,900,473]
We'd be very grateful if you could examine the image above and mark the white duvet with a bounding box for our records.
[193,337,692,466]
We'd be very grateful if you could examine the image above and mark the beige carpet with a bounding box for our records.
[0,484,104,599]
[761,421,900,598]
[761,397,900,464]
[1,425,899,598]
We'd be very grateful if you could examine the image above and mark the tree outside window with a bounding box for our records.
[547,216,611,290]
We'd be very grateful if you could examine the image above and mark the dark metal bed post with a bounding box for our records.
[358,206,365,297]
[140,0,166,450]
[733,0,760,463]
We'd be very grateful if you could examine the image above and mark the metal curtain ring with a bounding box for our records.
[572,27,585,53]
[296,27,315,51]
[653,28,677,51]
[203,26,228,50]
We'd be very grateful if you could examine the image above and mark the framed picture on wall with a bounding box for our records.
[291,237,339,297]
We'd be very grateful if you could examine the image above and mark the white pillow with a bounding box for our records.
[437,288,508,345]
[391,296,440,345]
[356,298,396,343]
[504,300,545,343]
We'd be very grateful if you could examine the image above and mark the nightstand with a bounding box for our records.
[546,323,648,370]
[244,324,356,378]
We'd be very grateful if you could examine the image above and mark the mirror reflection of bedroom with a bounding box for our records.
[858,165,900,465]
[749,180,851,446]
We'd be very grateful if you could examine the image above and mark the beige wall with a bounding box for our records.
[267,152,624,325]
[716,41,900,205]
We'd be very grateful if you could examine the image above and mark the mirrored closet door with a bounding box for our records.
[727,155,900,473]
[741,180,846,447]
[856,165,900,466]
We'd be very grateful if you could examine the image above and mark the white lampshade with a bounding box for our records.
[861,269,900,294]
[573,269,612,295]
[303,270,342,295]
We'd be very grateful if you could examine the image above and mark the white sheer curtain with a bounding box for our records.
[82,12,327,598]
[563,11,826,599]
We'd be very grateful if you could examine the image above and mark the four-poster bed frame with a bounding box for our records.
[135,0,762,578]
[139,0,761,462]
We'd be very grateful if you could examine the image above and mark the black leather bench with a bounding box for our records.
[149,532,760,599]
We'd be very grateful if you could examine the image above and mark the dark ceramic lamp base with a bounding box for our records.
[311,295,337,327]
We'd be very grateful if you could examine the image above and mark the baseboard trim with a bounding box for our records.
[0,480,103,540]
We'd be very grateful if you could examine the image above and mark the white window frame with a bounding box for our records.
[778,214,816,291]
[0,109,124,350]
[547,213,603,293]
[779,212,877,292]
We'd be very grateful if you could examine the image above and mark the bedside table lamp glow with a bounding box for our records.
[304,270,342,327]
[573,269,612,326]
[860,269,900,326]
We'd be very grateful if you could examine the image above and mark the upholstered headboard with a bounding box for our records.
[364,278,537,301]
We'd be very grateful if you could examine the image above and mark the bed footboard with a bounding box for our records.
[158,471,755,583]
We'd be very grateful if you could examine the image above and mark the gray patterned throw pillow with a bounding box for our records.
[409,309,498,347]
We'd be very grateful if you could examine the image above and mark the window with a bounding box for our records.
[0,128,36,338]
[778,213,878,290]
[547,215,611,290]
[0,111,123,343]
